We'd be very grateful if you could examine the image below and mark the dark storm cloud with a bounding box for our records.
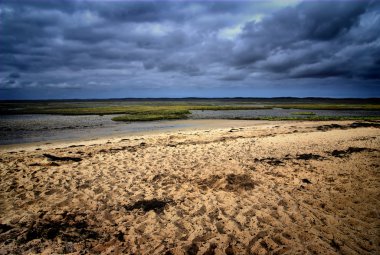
[8,73,20,79]
[0,0,379,98]
[232,0,380,80]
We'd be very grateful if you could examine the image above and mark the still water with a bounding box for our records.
[190,109,380,119]
[0,114,194,145]
[1,109,379,145]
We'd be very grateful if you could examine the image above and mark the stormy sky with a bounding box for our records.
[0,0,379,99]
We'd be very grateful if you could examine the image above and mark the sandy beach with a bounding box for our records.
[0,120,379,254]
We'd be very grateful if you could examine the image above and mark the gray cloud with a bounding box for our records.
[231,1,380,80]
[0,0,379,98]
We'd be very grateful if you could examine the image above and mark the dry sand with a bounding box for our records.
[0,120,379,254]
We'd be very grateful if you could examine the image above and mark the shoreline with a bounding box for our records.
[0,119,294,151]
[2,110,379,147]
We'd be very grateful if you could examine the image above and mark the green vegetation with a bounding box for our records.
[1,99,379,122]
[112,113,188,122]
[0,103,272,121]
[291,111,316,115]
[110,107,191,121]
[270,104,380,110]
[110,105,274,122]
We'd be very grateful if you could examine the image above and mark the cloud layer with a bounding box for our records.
[0,0,379,98]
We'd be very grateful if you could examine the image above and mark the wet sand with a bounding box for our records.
[0,120,379,254]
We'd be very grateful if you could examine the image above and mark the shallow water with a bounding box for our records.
[1,108,379,145]
[189,109,380,119]
[0,115,194,145]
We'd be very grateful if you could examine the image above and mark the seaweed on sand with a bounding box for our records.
[124,199,172,213]
[330,147,377,158]
[43,153,82,162]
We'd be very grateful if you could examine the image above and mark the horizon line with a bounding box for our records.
[1,97,380,102]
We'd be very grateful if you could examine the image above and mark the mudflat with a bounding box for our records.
[0,120,379,254]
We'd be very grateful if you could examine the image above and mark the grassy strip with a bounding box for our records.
[0,105,271,115]
[2,103,379,115]
[270,104,380,110]
[56,104,378,113]
[110,106,276,122]
[1,102,379,122]
[291,112,316,115]
[0,104,273,122]
[188,105,272,111]
[44,106,190,115]
[112,113,188,122]
[62,104,376,115]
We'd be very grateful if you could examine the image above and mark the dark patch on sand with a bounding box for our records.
[101,146,135,153]
[116,231,125,242]
[330,147,377,158]
[186,243,199,255]
[124,199,172,213]
[204,243,217,255]
[316,124,344,131]
[0,224,13,234]
[108,147,127,152]
[29,163,42,166]
[43,154,82,162]
[254,157,285,166]
[20,212,98,244]
[349,122,380,128]
[316,122,380,132]
[68,145,84,148]
[226,174,256,191]
[199,174,257,192]
[296,153,325,160]
[225,244,235,255]
[255,153,326,166]
[301,178,312,184]
[330,239,341,251]
[101,143,147,153]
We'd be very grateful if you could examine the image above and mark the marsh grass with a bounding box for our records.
[291,112,316,115]
[112,113,188,121]
[111,105,273,121]
[0,104,272,121]
[1,100,379,122]
[271,104,380,110]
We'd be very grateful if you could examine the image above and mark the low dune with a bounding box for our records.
[0,121,379,254]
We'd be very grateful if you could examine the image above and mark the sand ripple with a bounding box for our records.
[0,121,379,254]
